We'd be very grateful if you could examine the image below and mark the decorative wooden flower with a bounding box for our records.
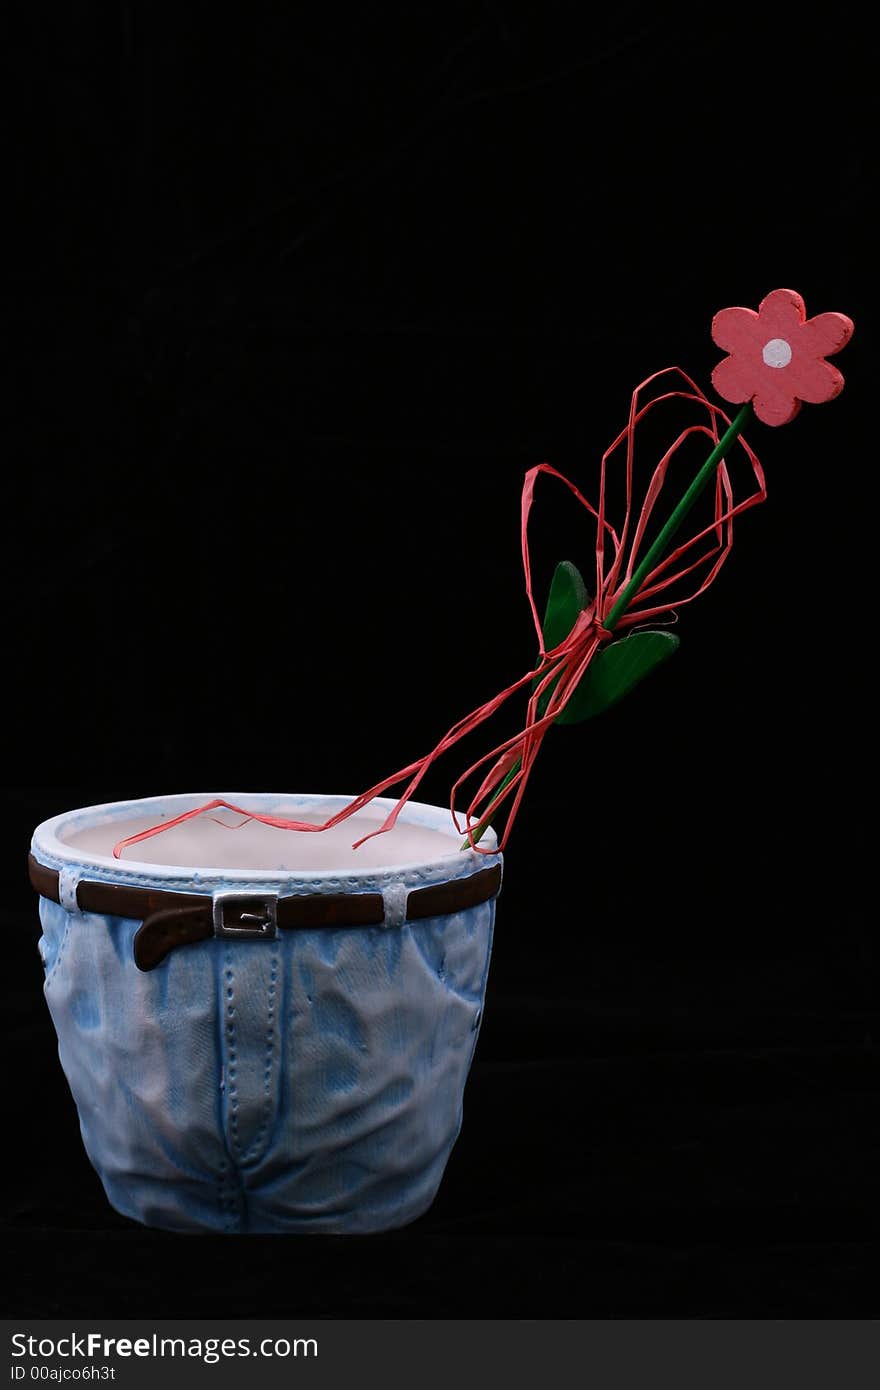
[113,290,855,863]
[711,288,854,426]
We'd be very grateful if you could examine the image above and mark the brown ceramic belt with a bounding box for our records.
[28,853,502,972]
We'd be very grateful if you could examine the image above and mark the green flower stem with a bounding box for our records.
[465,401,754,848]
[601,402,753,632]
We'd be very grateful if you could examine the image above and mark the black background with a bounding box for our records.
[5,4,875,1316]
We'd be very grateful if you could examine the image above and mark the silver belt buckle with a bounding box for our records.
[213,891,278,941]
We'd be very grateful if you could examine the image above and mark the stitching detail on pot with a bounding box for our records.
[240,947,280,1167]
[44,915,74,989]
[29,851,500,898]
[224,954,240,1157]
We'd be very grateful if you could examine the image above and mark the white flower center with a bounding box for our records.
[762,337,792,368]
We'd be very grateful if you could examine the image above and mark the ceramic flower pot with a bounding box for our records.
[29,793,501,1234]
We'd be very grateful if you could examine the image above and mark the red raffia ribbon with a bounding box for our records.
[113,367,766,861]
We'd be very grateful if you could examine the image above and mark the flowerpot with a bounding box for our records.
[29,792,501,1234]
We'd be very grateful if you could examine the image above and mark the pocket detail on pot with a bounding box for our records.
[38,897,74,989]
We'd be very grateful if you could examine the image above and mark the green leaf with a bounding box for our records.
[556,629,680,725]
[534,562,679,725]
[534,561,590,717]
[541,560,590,653]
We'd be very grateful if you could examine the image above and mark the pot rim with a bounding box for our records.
[31,790,498,892]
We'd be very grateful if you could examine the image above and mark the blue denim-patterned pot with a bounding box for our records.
[30,793,500,1234]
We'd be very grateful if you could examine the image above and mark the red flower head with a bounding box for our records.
[711,288,854,426]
